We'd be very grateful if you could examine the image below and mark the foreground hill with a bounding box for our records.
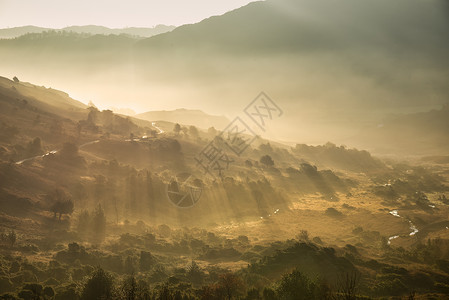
[1,77,449,298]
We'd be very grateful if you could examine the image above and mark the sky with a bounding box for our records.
[0,0,257,28]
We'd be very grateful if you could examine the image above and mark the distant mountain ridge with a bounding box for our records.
[354,105,449,155]
[1,0,448,149]
[136,109,230,130]
[0,24,175,39]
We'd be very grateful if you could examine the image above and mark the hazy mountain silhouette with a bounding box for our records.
[354,105,449,155]
[0,24,175,39]
[1,0,448,150]
[136,109,230,130]
[138,0,449,55]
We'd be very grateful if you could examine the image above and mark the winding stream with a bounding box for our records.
[387,209,419,244]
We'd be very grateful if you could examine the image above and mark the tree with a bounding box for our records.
[19,283,43,300]
[260,155,274,167]
[276,269,330,300]
[7,230,16,247]
[51,199,74,221]
[48,189,74,220]
[173,123,181,135]
[54,283,78,300]
[336,272,359,300]
[297,230,309,242]
[189,125,199,139]
[187,260,203,285]
[26,137,43,156]
[91,205,106,244]
[43,286,55,299]
[81,267,114,300]
[218,273,244,300]
[208,126,218,137]
[121,275,137,300]
[139,251,154,272]
[77,210,90,238]
[13,76,19,83]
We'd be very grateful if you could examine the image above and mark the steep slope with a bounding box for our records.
[138,0,449,54]
[1,0,448,149]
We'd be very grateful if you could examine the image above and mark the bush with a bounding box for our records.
[80,267,114,300]
[276,269,329,300]
[260,155,275,167]
[325,207,343,218]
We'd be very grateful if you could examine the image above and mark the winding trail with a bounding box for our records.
[15,122,163,165]
[15,140,99,165]
[151,122,164,134]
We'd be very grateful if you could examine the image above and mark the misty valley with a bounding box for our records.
[1,0,449,299]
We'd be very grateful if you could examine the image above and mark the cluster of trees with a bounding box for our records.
[77,205,107,244]
[292,142,385,172]
[173,124,199,140]
[47,189,74,221]
[1,225,449,299]
[0,266,354,300]
[77,107,140,137]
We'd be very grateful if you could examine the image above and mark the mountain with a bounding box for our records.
[141,0,449,52]
[2,76,449,299]
[0,25,175,39]
[1,0,448,150]
[353,105,449,155]
[0,25,50,38]
[135,108,230,130]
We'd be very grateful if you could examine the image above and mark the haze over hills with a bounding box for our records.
[0,0,448,153]
[2,0,449,298]
[136,108,230,130]
[1,76,449,299]
[353,105,449,155]
[0,24,176,39]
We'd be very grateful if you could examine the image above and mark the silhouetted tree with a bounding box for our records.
[13,76,19,83]
[43,286,55,299]
[187,260,203,286]
[173,123,181,135]
[87,107,98,124]
[276,269,328,300]
[51,200,74,221]
[91,205,106,244]
[139,251,154,272]
[48,189,73,220]
[19,283,43,300]
[189,125,199,139]
[218,273,244,300]
[260,155,274,167]
[81,267,114,300]
[26,137,43,156]
[121,275,137,300]
[7,230,16,247]
[336,272,359,300]
[297,230,309,242]
[208,126,218,137]
[77,210,90,238]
